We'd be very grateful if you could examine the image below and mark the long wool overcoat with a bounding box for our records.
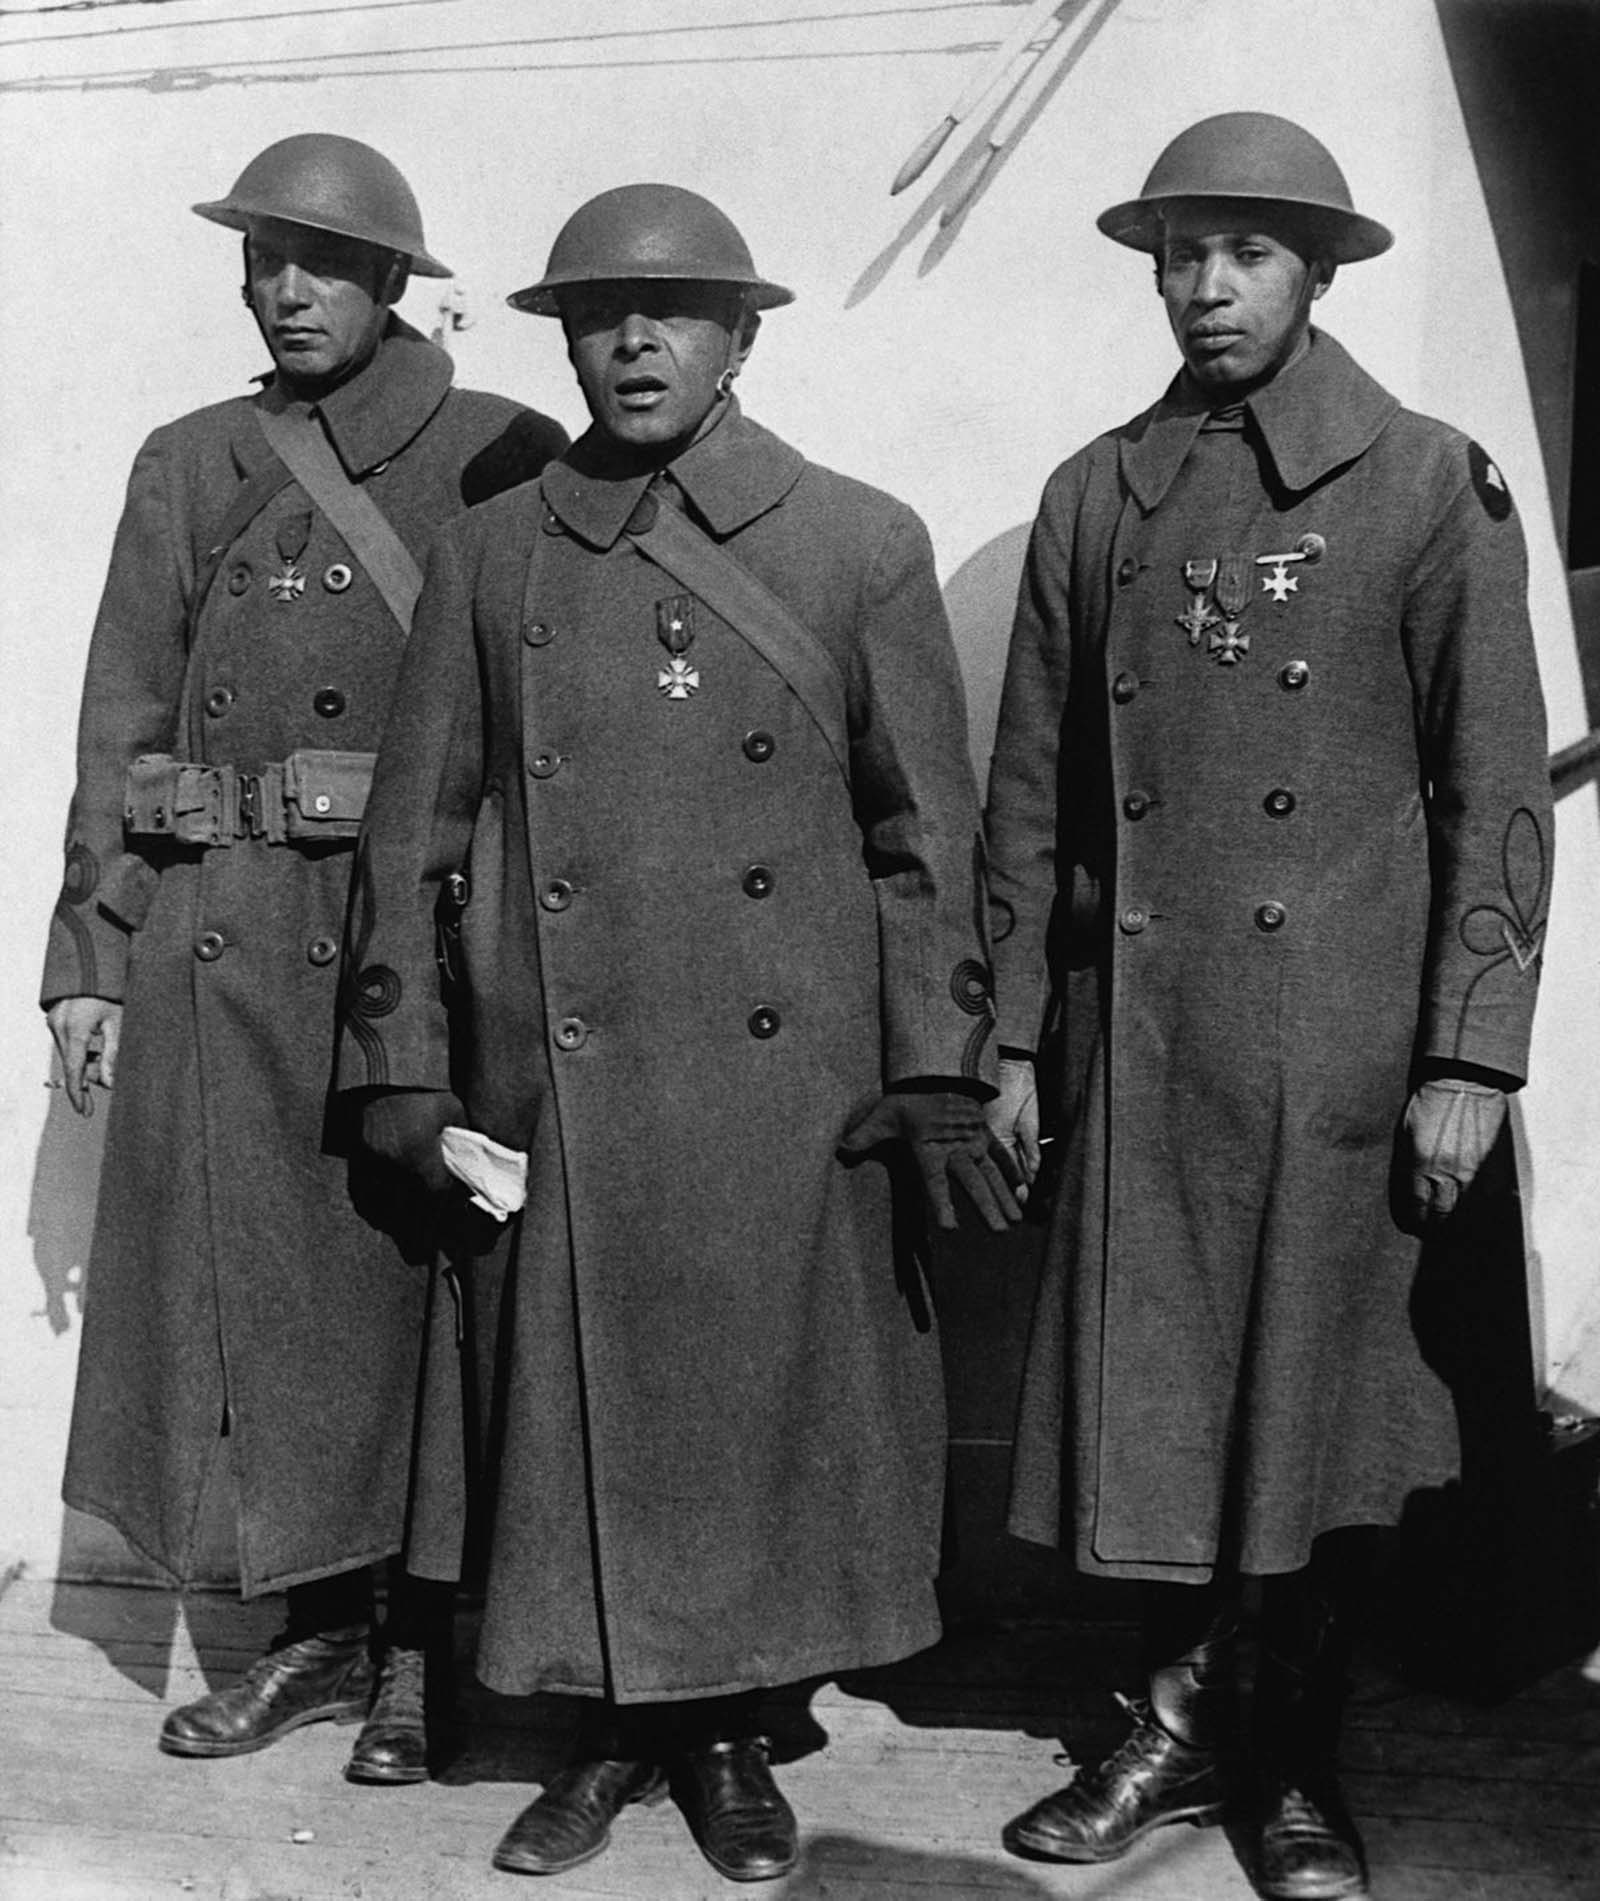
[339,405,997,1700]
[985,333,1552,1583]
[42,321,566,1596]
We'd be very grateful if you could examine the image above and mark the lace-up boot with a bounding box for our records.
[159,1626,373,1758]
[1253,1619,1367,1899]
[1002,1627,1234,1863]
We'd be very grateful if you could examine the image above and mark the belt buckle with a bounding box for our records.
[236,772,264,840]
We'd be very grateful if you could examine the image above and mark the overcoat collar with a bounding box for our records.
[542,400,806,549]
[1118,329,1400,512]
[248,316,455,478]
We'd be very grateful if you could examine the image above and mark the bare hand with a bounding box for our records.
[1403,1078,1507,1223]
[46,996,123,1116]
[985,1057,1041,1202]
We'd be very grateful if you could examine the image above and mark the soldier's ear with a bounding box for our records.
[382,253,410,308]
[1311,260,1336,299]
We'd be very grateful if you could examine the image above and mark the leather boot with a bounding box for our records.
[673,1736,799,1882]
[344,1645,428,1784]
[492,1759,667,1876]
[1253,1607,1367,1899]
[1002,1631,1233,1862]
[159,1626,373,1758]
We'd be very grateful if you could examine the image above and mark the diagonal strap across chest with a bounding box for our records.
[254,403,424,635]
[620,500,851,789]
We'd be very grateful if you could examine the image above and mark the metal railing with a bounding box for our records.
[1550,728,1600,800]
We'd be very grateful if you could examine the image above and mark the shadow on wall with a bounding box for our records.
[943,521,1032,782]
[26,1071,103,1339]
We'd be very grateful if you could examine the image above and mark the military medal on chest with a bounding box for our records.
[267,508,312,603]
[656,593,699,699]
[1174,532,1326,665]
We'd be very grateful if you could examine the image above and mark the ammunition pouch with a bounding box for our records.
[123,750,375,847]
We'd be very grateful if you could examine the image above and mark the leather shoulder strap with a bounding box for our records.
[255,404,425,634]
[625,501,850,788]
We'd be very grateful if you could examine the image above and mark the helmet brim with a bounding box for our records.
[1097,191,1393,265]
[193,198,454,279]
[506,266,795,318]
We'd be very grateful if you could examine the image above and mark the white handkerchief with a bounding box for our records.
[439,1125,529,1221]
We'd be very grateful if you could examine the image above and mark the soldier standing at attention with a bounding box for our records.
[340,183,1020,1882]
[42,136,566,1781]
[984,114,1551,1898]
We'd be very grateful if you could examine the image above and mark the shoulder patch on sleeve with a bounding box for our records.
[1467,440,1513,522]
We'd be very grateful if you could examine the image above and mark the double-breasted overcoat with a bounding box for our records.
[42,320,566,1595]
[985,333,1552,1583]
[339,405,996,1700]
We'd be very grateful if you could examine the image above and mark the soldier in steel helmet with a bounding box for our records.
[339,181,1020,1881]
[41,134,566,1778]
[985,114,1551,1896]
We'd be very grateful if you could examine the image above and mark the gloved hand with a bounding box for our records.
[1403,1077,1507,1223]
[985,1057,1041,1203]
[46,995,124,1117]
[839,1088,1023,1233]
[359,1088,464,1199]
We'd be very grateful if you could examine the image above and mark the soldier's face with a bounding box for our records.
[562,282,752,453]
[1158,206,1329,397]
[246,220,398,393]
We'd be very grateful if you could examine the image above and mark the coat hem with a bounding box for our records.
[477,1617,945,1703]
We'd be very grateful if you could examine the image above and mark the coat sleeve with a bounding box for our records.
[983,463,1080,1054]
[337,522,486,1095]
[40,428,193,1008]
[1403,438,1553,1084]
[848,505,998,1092]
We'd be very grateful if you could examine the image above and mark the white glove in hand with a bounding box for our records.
[985,1056,1041,1202]
[1404,1078,1507,1224]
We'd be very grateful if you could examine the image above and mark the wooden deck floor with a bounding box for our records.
[1,1576,1597,1901]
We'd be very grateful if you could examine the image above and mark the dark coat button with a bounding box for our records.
[204,686,234,718]
[540,879,574,912]
[523,619,556,647]
[1116,557,1139,586]
[226,566,251,595]
[554,1016,588,1050]
[1112,671,1140,704]
[1119,907,1148,935]
[322,563,353,594]
[625,491,659,535]
[194,930,225,962]
[1264,788,1296,817]
[742,864,775,899]
[1122,791,1151,821]
[307,936,338,966]
[1256,902,1288,932]
[528,750,563,779]
[743,730,776,763]
[1279,660,1311,690]
[313,688,346,719]
[748,1006,781,1039]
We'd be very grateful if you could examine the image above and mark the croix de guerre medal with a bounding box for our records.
[1176,558,1220,646]
[1209,554,1251,664]
[656,594,699,699]
[268,508,311,603]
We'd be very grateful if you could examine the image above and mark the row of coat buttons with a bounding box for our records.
[538,866,777,912]
[1110,661,1310,702]
[1121,788,1296,821]
[226,563,352,596]
[205,687,347,719]
[527,730,777,780]
[195,931,338,964]
[1119,903,1287,935]
[553,1005,782,1051]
